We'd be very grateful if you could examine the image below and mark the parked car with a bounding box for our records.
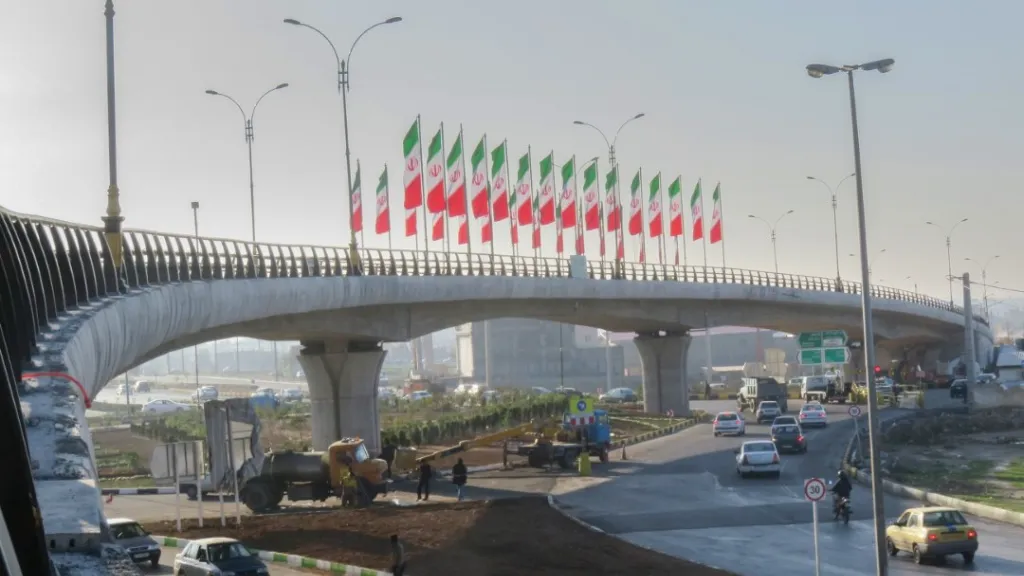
[108,517,161,568]
[885,506,978,565]
[735,440,782,479]
[949,378,969,399]
[712,411,746,437]
[599,387,638,403]
[173,537,270,575]
[141,399,190,414]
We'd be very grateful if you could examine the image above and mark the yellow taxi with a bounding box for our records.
[885,506,978,565]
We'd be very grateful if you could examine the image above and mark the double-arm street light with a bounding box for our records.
[849,248,886,278]
[806,56,894,576]
[747,210,794,274]
[572,113,646,166]
[284,16,403,273]
[905,275,918,294]
[806,173,856,286]
[965,255,999,318]
[205,84,289,242]
[925,218,969,306]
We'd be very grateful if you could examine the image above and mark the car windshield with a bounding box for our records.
[717,413,738,421]
[110,522,146,539]
[922,510,968,527]
[208,542,252,561]
[774,425,800,435]
[353,443,369,463]
[760,402,778,409]
[744,443,776,452]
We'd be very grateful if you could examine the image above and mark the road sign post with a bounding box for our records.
[804,477,826,576]
[849,405,863,461]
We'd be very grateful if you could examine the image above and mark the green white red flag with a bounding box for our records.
[424,127,446,214]
[446,131,466,217]
[560,156,577,228]
[515,151,533,227]
[538,153,556,225]
[470,136,490,220]
[375,165,390,234]
[351,161,363,233]
[690,179,704,241]
[709,183,723,244]
[582,160,600,231]
[605,166,620,231]
[647,172,663,237]
[628,169,643,236]
[402,117,423,237]
[490,141,510,222]
[668,177,683,237]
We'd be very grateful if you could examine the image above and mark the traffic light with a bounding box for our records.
[873,365,882,375]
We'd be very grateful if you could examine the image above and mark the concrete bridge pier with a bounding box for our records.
[634,331,692,417]
[297,339,387,455]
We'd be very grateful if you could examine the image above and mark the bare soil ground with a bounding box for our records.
[143,497,737,575]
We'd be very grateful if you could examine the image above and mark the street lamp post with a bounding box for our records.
[925,218,969,307]
[747,210,795,274]
[205,84,289,242]
[965,255,999,318]
[102,0,125,286]
[191,202,201,404]
[284,17,403,274]
[806,173,855,287]
[905,275,918,294]
[807,56,895,576]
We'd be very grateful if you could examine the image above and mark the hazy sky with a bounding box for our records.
[2,0,1020,305]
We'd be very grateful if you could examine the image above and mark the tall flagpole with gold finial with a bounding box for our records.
[103,0,124,288]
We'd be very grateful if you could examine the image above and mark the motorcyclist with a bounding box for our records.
[831,469,853,514]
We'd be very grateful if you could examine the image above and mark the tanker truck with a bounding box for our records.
[239,438,389,512]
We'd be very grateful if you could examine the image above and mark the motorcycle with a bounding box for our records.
[827,481,851,524]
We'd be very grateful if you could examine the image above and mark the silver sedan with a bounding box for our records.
[798,403,828,428]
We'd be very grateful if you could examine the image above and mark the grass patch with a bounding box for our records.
[957,494,1024,513]
[890,459,995,493]
[994,459,1024,488]
[99,476,156,489]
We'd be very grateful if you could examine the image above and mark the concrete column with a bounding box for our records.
[297,340,387,455]
[634,331,692,416]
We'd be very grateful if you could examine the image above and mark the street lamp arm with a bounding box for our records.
[806,176,834,195]
[573,121,612,150]
[949,218,968,237]
[837,172,856,190]
[207,91,247,125]
[250,84,288,128]
[773,209,795,228]
[612,113,645,147]
[747,214,772,232]
[288,21,342,91]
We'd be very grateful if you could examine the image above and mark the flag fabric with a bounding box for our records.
[424,127,446,214]
[668,176,683,237]
[446,132,466,217]
[490,141,510,222]
[458,218,469,245]
[628,169,643,236]
[560,156,577,228]
[531,192,541,249]
[405,208,416,237]
[582,160,600,231]
[616,231,624,259]
[690,179,704,240]
[470,136,490,219]
[351,162,363,233]
[605,166,620,231]
[375,165,390,234]
[709,183,723,244]
[555,197,564,254]
[648,172,663,237]
[538,153,556,224]
[576,227,585,255]
[515,152,533,226]
[402,118,423,210]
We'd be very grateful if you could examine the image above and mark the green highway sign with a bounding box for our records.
[799,349,823,365]
[798,332,823,349]
[822,330,849,348]
[823,347,851,365]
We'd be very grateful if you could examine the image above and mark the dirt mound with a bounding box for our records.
[145,497,737,575]
[883,408,1024,445]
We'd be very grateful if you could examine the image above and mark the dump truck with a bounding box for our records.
[737,377,788,412]
[239,437,388,513]
[801,375,850,404]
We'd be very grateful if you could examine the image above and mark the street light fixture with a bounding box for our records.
[905,275,918,294]
[284,16,403,274]
[747,210,795,274]
[965,255,999,318]
[806,173,856,287]
[924,218,969,306]
[806,56,894,576]
[204,84,289,242]
[849,248,886,277]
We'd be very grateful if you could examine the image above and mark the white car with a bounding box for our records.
[407,390,431,401]
[799,403,828,428]
[735,440,782,478]
[712,411,746,437]
[141,399,190,414]
[192,386,218,402]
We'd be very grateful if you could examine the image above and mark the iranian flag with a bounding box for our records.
[668,176,683,237]
[537,152,556,225]
[628,169,643,236]
[560,156,577,228]
[690,179,704,241]
[424,127,446,214]
[446,131,466,217]
[490,141,510,222]
[375,165,390,234]
[470,136,490,219]
[402,118,423,210]
[531,193,541,249]
[351,162,363,233]
[709,183,723,244]
[515,151,533,226]
[605,166,620,231]
[648,172,663,237]
[555,198,564,254]
[582,160,600,230]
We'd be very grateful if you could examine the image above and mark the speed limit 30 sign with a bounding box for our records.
[804,477,827,502]
[848,405,862,418]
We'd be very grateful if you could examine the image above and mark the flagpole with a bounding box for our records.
[639,167,646,263]
[718,182,727,271]
[700,179,709,269]
[658,172,666,265]
[615,165,624,275]
[357,160,365,249]
[505,140,517,260]
[385,164,393,252]
[484,134,494,259]
[460,125,472,256]
[577,157,586,257]
[598,160,606,264]
[441,122,451,260]
[528,147,537,259]
[418,116,428,263]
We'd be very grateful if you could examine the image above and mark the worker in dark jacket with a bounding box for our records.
[416,461,433,501]
[381,439,397,478]
[452,458,468,501]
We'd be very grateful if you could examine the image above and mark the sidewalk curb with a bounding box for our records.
[546,495,605,534]
[609,414,708,450]
[155,535,393,575]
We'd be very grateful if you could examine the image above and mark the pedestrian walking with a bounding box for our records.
[416,461,432,501]
[452,458,468,501]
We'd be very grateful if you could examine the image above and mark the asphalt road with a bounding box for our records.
[555,394,1024,575]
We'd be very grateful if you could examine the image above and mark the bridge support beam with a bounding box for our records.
[297,339,386,455]
[634,331,692,416]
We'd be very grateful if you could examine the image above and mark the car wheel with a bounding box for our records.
[772,471,781,479]
[186,485,198,500]
[886,538,898,556]
[912,544,924,564]
[962,551,974,564]
[151,557,160,568]
[714,432,720,437]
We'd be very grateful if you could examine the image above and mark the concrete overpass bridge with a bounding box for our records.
[0,204,992,566]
